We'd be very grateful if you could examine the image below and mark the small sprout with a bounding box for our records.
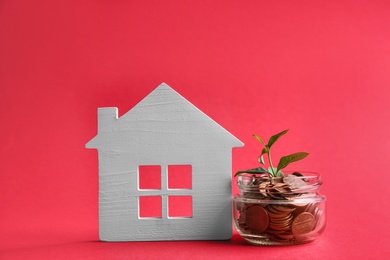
[235,129,309,178]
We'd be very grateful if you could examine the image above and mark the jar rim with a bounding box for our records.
[236,171,322,198]
[236,171,321,182]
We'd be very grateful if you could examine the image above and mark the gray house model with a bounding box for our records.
[86,83,243,241]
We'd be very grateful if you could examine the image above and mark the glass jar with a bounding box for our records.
[233,172,326,245]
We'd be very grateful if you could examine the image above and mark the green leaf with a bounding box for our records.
[258,147,268,165]
[276,170,284,177]
[267,166,284,177]
[258,155,265,165]
[267,129,289,149]
[234,167,268,177]
[253,134,266,146]
[276,152,309,172]
[268,166,276,176]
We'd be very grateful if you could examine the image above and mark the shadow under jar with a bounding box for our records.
[233,172,326,245]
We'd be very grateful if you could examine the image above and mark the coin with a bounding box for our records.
[292,171,304,177]
[245,205,269,234]
[271,205,296,213]
[291,212,315,236]
[283,174,307,190]
[291,203,308,216]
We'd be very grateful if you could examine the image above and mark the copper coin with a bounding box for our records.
[283,174,307,190]
[271,205,296,213]
[245,206,269,234]
[291,212,315,236]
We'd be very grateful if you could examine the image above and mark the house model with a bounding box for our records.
[86,83,244,241]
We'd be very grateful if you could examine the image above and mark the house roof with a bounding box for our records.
[86,83,244,149]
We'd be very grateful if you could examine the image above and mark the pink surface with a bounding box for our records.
[1,0,390,259]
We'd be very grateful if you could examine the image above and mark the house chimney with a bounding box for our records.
[98,107,118,133]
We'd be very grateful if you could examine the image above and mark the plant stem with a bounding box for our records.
[267,151,276,177]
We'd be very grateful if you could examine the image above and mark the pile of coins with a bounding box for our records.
[235,173,325,243]
[237,202,322,242]
[239,172,318,200]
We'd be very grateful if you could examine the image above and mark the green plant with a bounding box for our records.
[235,129,309,177]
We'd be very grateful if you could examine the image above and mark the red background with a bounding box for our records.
[1,0,390,259]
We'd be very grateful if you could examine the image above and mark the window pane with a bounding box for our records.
[138,165,161,190]
[168,196,192,218]
[167,165,192,189]
[138,196,162,218]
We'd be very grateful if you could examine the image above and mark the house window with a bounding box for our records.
[168,165,192,189]
[168,195,192,218]
[138,196,162,218]
[138,165,161,190]
[137,164,193,219]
